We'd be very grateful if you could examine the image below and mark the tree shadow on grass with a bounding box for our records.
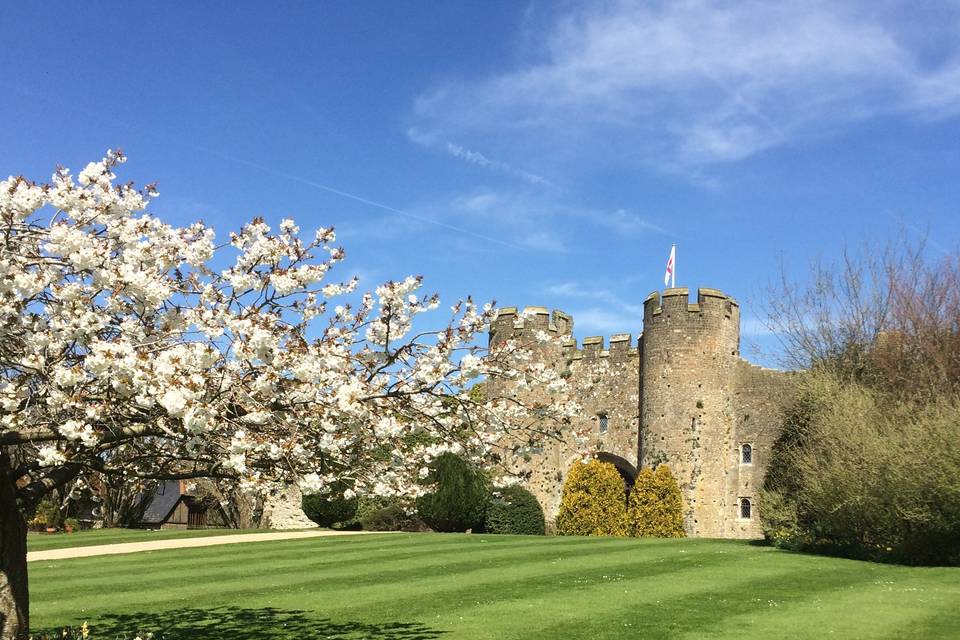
[39,606,447,640]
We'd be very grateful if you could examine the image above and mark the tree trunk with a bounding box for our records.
[0,453,28,640]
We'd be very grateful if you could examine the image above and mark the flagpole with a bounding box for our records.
[672,244,676,288]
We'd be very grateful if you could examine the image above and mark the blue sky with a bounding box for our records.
[2,1,959,365]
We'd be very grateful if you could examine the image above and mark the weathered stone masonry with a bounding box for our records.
[488,287,793,539]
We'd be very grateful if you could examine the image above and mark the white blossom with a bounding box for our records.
[37,445,67,467]
[0,151,578,536]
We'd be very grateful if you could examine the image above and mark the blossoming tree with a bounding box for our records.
[0,152,579,639]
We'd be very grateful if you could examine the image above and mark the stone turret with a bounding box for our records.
[640,287,741,537]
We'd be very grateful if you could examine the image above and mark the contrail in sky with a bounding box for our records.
[0,79,526,251]
[191,145,527,251]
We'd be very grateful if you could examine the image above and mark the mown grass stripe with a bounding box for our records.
[31,534,633,599]
[32,532,682,589]
[33,536,699,616]
[326,543,747,621]
[30,534,960,639]
[688,570,960,640]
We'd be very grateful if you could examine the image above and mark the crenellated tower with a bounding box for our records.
[640,287,741,537]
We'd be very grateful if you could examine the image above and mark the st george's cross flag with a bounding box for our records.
[664,244,676,288]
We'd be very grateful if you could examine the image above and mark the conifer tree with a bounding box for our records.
[652,465,686,537]
[629,465,685,537]
[556,460,628,536]
[628,467,657,537]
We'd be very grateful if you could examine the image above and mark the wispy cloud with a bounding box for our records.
[740,316,774,338]
[411,1,960,177]
[182,145,532,252]
[545,280,645,334]
[592,209,675,237]
[546,281,645,315]
[442,186,674,250]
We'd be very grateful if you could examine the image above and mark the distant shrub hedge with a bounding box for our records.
[485,485,546,535]
[301,480,358,527]
[556,459,628,536]
[416,453,489,532]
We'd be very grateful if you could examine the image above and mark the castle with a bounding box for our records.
[488,287,793,539]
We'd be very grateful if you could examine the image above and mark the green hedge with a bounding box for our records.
[485,485,545,535]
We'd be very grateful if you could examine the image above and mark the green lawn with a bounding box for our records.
[27,527,310,552]
[29,534,960,639]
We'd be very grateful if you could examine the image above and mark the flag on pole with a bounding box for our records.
[664,244,676,288]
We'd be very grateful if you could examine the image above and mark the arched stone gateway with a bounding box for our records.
[594,452,637,495]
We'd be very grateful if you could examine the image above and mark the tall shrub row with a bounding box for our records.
[761,371,960,565]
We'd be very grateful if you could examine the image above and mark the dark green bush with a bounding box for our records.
[416,453,489,532]
[484,485,545,535]
[360,502,429,532]
[301,480,358,527]
[337,495,388,530]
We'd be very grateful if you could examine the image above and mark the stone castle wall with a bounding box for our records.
[488,307,642,523]
[490,286,794,539]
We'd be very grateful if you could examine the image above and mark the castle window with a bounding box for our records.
[741,444,752,465]
[598,414,609,433]
[740,498,752,519]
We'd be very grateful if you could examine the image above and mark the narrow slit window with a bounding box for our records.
[740,498,752,519]
[599,414,609,433]
[741,444,752,464]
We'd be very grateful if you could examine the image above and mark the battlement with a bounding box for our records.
[564,333,640,361]
[489,284,787,542]
[489,306,574,347]
[643,287,739,321]
[489,306,638,360]
[492,290,737,352]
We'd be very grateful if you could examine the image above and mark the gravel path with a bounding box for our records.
[27,529,389,562]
